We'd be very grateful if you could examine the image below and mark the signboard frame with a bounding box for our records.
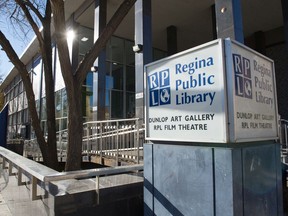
[145,39,229,143]
[144,38,279,143]
[225,39,279,142]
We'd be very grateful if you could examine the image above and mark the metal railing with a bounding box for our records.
[24,118,146,165]
[0,146,143,203]
[279,119,288,164]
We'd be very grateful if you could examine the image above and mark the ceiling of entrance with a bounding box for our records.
[69,0,283,52]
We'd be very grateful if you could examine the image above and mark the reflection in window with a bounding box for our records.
[78,26,94,61]
[62,89,67,117]
[55,90,62,118]
[126,92,135,118]
[41,98,46,120]
[126,66,135,92]
[54,88,68,131]
[125,40,135,66]
[111,91,123,119]
[107,37,124,63]
[112,64,123,90]
[105,36,136,119]
[32,56,42,100]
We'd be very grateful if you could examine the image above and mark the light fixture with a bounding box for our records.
[66,30,75,42]
[81,37,89,42]
[221,7,227,13]
[133,44,143,53]
[91,66,98,72]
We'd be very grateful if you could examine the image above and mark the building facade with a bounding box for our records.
[0,0,287,139]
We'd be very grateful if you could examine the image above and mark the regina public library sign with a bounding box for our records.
[145,39,278,143]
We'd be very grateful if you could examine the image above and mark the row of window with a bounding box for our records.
[4,26,168,138]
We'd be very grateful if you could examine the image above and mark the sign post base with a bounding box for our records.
[144,142,283,216]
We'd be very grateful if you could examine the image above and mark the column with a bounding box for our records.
[215,0,244,43]
[167,25,177,56]
[282,0,288,50]
[134,0,152,121]
[93,0,107,120]
[254,31,266,55]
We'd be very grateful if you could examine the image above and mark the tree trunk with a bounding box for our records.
[65,83,83,171]
[41,21,59,170]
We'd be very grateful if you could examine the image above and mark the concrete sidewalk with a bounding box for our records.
[0,174,48,216]
[0,193,12,216]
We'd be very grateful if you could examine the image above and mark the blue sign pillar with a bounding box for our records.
[134,0,152,121]
[144,39,283,215]
[93,0,107,120]
[282,0,288,51]
[0,104,8,148]
[215,0,244,43]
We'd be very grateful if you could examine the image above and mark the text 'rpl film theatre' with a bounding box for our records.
[0,0,287,215]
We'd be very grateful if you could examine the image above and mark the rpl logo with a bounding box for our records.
[148,69,171,107]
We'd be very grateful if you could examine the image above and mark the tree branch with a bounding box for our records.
[22,0,45,23]
[0,30,47,152]
[15,0,45,47]
[50,0,74,89]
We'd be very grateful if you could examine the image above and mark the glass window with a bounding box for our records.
[22,109,29,123]
[8,115,12,126]
[23,92,28,109]
[112,64,123,90]
[14,84,19,97]
[110,37,124,63]
[41,69,46,98]
[18,93,24,111]
[125,40,135,66]
[104,36,137,120]
[61,118,67,130]
[19,81,23,93]
[12,113,16,125]
[126,66,135,92]
[78,26,94,61]
[111,91,123,119]
[62,89,67,117]
[55,50,65,92]
[126,92,135,118]
[17,111,22,124]
[8,91,12,101]
[32,56,42,100]
[35,100,40,116]
[55,90,62,118]
[14,75,20,83]
[12,98,17,113]
[8,99,13,113]
[41,98,47,120]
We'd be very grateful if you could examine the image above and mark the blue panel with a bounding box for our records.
[214,148,243,216]
[152,144,213,216]
[144,143,154,215]
[242,144,279,216]
[0,103,8,147]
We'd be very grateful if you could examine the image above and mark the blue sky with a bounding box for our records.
[0,24,33,80]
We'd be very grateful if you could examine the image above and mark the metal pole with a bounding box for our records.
[116,121,119,166]
[95,175,100,204]
[100,122,103,165]
[136,119,140,164]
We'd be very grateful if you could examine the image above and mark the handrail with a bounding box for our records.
[44,164,143,182]
[279,119,288,164]
[0,146,57,182]
[0,146,143,203]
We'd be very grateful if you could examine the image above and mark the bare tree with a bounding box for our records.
[0,0,136,171]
